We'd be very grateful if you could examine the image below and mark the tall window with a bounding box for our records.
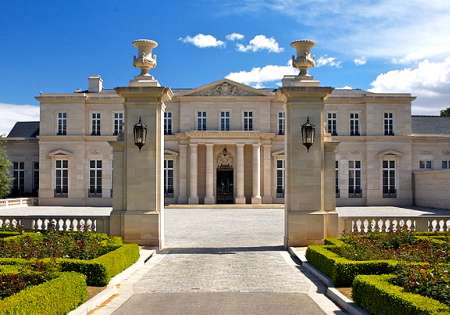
[419,160,432,169]
[243,111,254,131]
[327,112,337,136]
[55,160,68,197]
[220,111,230,131]
[197,111,207,131]
[442,160,450,169]
[91,113,101,136]
[348,160,362,198]
[276,159,285,198]
[164,112,173,135]
[335,161,340,198]
[384,112,394,135]
[89,160,102,198]
[12,162,24,194]
[32,162,39,195]
[113,112,124,136]
[57,112,67,135]
[164,160,174,197]
[277,112,285,135]
[350,112,360,136]
[383,160,397,198]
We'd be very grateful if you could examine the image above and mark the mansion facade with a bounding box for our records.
[5,76,450,208]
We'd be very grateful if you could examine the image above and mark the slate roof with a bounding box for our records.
[7,121,40,138]
[411,116,450,134]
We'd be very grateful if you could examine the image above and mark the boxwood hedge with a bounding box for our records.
[353,274,450,315]
[0,272,87,315]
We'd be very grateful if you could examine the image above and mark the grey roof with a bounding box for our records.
[7,122,40,138]
[412,116,450,134]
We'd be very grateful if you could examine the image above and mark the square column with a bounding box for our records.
[262,144,272,203]
[204,144,215,204]
[251,144,262,204]
[178,144,188,203]
[188,143,199,204]
[235,144,246,204]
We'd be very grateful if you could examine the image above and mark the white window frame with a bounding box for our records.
[349,112,360,136]
[335,160,340,198]
[113,112,124,136]
[348,160,362,198]
[277,111,285,135]
[442,160,450,169]
[91,112,101,136]
[56,112,67,135]
[419,160,432,169]
[220,111,231,131]
[384,112,394,136]
[89,160,102,198]
[164,159,174,197]
[55,159,68,197]
[243,111,254,131]
[32,161,39,194]
[12,161,25,193]
[197,111,207,131]
[382,160,397,198]
[163,111,173,135]
[327,112,337,136]
[276,159,285,198]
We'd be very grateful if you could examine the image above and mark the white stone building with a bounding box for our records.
[5,76,450,208]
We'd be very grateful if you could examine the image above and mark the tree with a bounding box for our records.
[0,138,12,198]
[440,107,450,117]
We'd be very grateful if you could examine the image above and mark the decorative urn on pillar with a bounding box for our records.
[129,39,159,86]
[291,39,316,79]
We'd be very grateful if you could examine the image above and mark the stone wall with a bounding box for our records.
[414,169,450,210]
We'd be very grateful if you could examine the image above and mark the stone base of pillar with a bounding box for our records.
[110,210,159,247]
[235,196,246,204]
[188,196,199,204]
[251,196,262,204]
[285,211,338,247]
[204,196,215,204]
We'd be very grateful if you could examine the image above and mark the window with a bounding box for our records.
[327,112,337,136]
[57,112,67,135]
[335,161,340,198]
[164,159,174,197]
[32,162,39,195]
[55,160,68,197]
[348,160,362,198]
[419,160,432,169]
[89,160,102,198]
[164,112,172,135]
[91,113,101,136]
[350,112,360,136]
[384,112,394,135]
[197,111,207,131]
[113,112,124,136]
[243,111,254,131]
[383,160,397,198]
[12,162,24,194]
[442,161,450,169]
[220,111,230,131]
[276,159,285,198]
[277,112,285,135]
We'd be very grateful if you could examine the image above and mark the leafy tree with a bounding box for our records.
[440,107,450,117]
[0,138,12,198]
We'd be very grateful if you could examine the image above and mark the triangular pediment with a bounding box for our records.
[48,149,73,158]
[181,79,272,97]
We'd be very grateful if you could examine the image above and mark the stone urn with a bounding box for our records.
[291,40,316,78]
[132,39,158,78]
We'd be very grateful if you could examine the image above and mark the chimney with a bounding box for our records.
[88,75,103,93]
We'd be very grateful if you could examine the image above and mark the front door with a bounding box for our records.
[216,169,234,204]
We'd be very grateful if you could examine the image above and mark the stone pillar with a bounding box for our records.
[262,144,272,203]
[204,144,215,204]
[178,144,188,203]
[251,144,262,204]
[188,144,199,204]
[235,144,246,204]
[109,86,173,247]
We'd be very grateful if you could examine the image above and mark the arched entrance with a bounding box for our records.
[216,148,234,203]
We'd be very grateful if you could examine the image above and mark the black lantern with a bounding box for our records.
[133,116,147,151]
[301,116,315,152]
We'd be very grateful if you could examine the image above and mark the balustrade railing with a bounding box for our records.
[0,198,38,208]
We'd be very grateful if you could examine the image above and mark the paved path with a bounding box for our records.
[105,208,343,315]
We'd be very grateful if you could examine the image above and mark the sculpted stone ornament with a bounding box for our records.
[193,82,255,96]
[217,148,233,169]
[291,39,316,79]
[129,39,160,87]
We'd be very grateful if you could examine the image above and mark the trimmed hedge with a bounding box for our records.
[353,274,450,315]
[306,244,397,286]
[0,272,87,315]
[0,231,20,239]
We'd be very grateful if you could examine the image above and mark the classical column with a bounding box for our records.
[188,144,199,204]
[178,144,187,203]
[235,144,246,204]
[251,144,262,204]
[204,144,215,204]
[262,144,272,203]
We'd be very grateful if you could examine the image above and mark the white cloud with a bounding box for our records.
[354,57,367,65]
[337,85,353,90]
[225,33,244,41]
[316,56,342,68]
[236,35,283,53]
[179,34,224,48]
[226,60,297,87]
[0,103,40,136]
[369,58,450,114]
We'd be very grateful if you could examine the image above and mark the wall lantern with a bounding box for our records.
[301,117,315,152]
[133,116,147,151]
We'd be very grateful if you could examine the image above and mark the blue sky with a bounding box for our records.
[1,0,450,134]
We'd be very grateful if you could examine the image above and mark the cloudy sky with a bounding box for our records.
[1,0,450,135]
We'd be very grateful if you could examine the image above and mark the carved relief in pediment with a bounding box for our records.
[191,82,258,96]
[217,148,233,169]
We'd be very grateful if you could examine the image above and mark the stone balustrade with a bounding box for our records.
[0,215,110,233]
[339,216,450,234]
[0,198,38,208]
